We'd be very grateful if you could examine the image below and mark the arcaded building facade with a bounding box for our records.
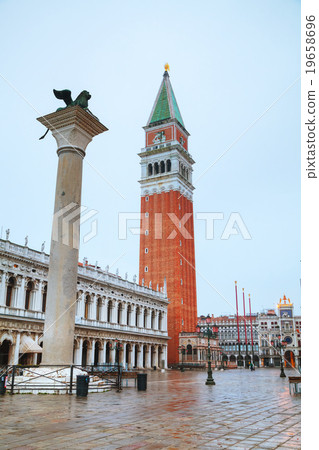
[0,238,169,369]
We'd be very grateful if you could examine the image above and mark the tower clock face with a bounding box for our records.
[285,336,292,344]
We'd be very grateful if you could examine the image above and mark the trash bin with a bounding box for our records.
[0,375,7,395]
[137,373,147,391]
[76,375,89,397]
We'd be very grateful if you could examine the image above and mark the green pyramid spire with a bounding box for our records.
[148,70,185,128]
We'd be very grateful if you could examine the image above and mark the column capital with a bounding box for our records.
[37,106,108,156]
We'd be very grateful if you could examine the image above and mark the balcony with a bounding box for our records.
[0,305,45,321]
[75,317,168,338]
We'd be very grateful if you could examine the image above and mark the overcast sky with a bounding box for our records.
[0,0,300,316]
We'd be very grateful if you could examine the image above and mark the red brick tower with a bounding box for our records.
[138,65,198,365]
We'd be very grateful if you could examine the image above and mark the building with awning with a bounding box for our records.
[19,335,42,354]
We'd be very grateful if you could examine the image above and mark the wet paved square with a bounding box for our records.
[0,368,300,449]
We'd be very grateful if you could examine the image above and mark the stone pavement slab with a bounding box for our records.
[0,368,300,449]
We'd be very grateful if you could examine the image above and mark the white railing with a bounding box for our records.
[75,316,168,337]
[0,305,45,320]
[77,265,167,300]
[0,240,49,264]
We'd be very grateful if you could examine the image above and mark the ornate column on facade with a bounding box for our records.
[99,298,106,322]
[0,270,6,306]
[137,345,143,368]
[119,303,126,326]
[90,294,97,321]
[130,304,136,327]
[74,337,83,365]
[31,280,40,311]
[111,301,117,324]
[8,332,20,365]
[88,339,95,365]
[110,344,116,365]
[15,275,25,309]
[131,343,136,368]
[162,345,168,369]
[121,343,126,367]
[145,345,151,368]
[154,311,159,331]
[98,341,105,364]
[38,105,107,366]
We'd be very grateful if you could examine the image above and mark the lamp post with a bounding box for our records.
[112,340,123,390]
[272,336,287,378]
[178,345,185,371]
[196,319,218,385]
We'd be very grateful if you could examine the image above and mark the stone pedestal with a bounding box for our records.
[37,106,107,365]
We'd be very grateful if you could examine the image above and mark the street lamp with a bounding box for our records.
[272,336,287,378]
[178,345,185,371]
[111,340,123,391]
[196,319,218,385]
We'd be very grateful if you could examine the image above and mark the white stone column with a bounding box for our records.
[146,309,151,329]
[16,276,25,309]
[154,311,159,330]
[131,343,136,368]
[13,332,20,365]
[121,304,127,326]
[145,345,151,368]
[154,345,159,367]
[111,301,117,324]
[32,281,42,311]
[121,343,126,368]
[110,345,116,365]
[129,305,134,327]
[91,294,97,321]
[162,345,168,368]
[137,307,142,327]
[137,345,143,368]
[88,339,95,365]
[99,299,106,322]
[101,340,107,365]
[38,106,107,366]
[74,337,83,365]
[0,271,6,306]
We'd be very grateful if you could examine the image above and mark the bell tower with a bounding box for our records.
[138,65,198,365]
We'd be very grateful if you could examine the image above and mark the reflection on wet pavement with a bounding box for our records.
[0,368,300,449]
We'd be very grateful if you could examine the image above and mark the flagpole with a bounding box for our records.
[243,288,248,368]
[249,293,254,364]
[235,281,241,366]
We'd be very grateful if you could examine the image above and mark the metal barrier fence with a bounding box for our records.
[0,364,129,394]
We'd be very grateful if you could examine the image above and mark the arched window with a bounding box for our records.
[158,312,162,330]
[166,159,171,172]
[84,295,90,319]
[117,303,122,324]
[187,344,192,355]
[6,277,15,307]
[154,162,159,175]
[160,161,165,173]
[148,163,153,176]
[25,281,34,310]
[186,169,189,180]
[127,305,131,325]
[151,310,155,329]
[42,284,47,312]
[143,309,148,328]
[107,300,112,322]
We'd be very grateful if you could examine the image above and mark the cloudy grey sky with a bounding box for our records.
[0,0,300,316]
